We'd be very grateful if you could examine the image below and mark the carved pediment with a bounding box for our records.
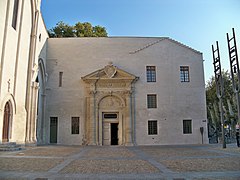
[99,96,124,108]
[82,63,138,83]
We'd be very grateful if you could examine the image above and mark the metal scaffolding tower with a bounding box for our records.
[212,41,226,148]
[227,28,240,124]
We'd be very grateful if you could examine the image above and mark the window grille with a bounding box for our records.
[183,120,192,134]
[146,66,156,82]
[147,94,157,108]
[148,120,158,135]
[180,66,190,82]
[71,117,79,134]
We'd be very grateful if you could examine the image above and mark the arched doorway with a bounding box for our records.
[36,59,47,144]
[2,101,12,142]
[82,63,138,146]
[99,96,123,145]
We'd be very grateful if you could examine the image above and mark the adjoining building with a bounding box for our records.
[0,0,208,146]
[45,37,208,145]
[0,0,48,145]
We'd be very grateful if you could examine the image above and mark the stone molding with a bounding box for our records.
[82,64,138,145]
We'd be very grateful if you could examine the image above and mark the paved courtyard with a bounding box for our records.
[0,144,239,180]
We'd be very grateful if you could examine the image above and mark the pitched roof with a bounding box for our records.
[47,37,202,59]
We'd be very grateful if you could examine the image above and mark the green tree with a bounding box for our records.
[74,22,94,37]
[48,21,108,38]
[206,70,237,131]
[93,25,108,37]
[74,22,85,37]
[49,21,75,38]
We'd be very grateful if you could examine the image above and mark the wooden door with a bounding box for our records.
[50,117,58,143]
[2,102,10,142]
[103,122,110,145]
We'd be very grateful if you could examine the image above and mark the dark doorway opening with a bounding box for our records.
[50,117,58,143]
[111,123,118,145]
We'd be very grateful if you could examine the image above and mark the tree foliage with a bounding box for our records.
[48,21,108,38]
[206,70,238,132]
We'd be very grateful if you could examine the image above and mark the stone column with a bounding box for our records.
[25,81,39,144]
[125,91,133,146]
[37,92,46,144]
[98,110,103,145]
[25,82,34,143]
[96,104,99,145]
[89,90,97,145]
[30,82,39,142]
[131,87,136,145]
[25,6,39,144]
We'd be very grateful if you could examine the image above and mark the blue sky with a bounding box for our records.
[41,0,240,83]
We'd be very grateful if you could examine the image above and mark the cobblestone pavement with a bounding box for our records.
[0,144,239,180]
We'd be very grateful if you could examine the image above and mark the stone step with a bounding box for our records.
[0,142,22,151]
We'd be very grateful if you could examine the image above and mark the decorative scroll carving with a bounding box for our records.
[89,90,97,95]
[104,63,117,78]
[99,96,123,108]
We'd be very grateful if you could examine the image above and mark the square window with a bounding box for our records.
[147,94,157,108]
[148,120,158,135]
[183,120,192,134]
[71,117,79,134]
[180,66,190,82]
[146,66,156,82]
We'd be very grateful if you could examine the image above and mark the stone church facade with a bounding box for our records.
[0,0,208,146]
[0,0,48,145]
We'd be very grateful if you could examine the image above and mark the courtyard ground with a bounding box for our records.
[0,143,239,180]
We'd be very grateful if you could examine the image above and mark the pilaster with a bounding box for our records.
[88,90,97,145]
[125,91,133,146]
[82,64,138,146]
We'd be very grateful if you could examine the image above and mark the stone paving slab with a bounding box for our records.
[60,159,159,174]
[0,178,28,180]
[140,146,222,158]
[0,144,239,179]
[82,146,135,158]
[212,146,240,154]
[193,178,240,180]
[0,158,64,172]
[159,157,240,172]
[15,146,81,157]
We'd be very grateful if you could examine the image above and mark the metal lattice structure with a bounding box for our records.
[212,41,226,148]
[227,28,240,124]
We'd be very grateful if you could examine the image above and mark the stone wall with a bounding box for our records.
[45,37,207,145]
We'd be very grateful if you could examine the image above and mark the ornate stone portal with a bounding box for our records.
[82,63,138,145]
